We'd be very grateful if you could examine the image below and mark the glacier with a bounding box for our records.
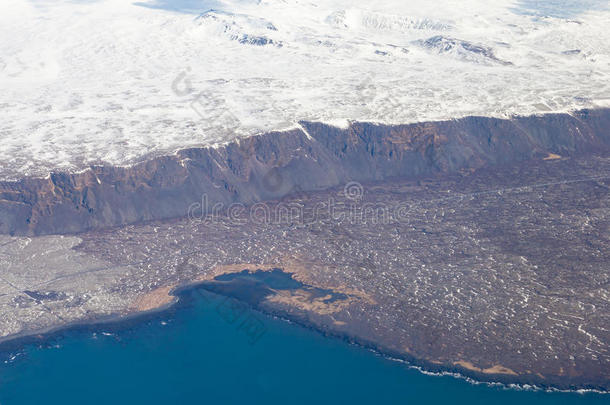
[0,0,609,179]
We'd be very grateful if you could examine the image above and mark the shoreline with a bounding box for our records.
[0,277,607,394]
[0,111,608,391]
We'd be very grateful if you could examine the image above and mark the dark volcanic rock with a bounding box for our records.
[1,109,610,235]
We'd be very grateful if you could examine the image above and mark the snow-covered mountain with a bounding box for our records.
[0,0,609,179]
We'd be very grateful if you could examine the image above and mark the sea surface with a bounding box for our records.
[0,288,606,405]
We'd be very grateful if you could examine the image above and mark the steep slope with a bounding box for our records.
[1,109,609,235]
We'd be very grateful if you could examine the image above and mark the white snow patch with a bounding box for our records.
[0,0,609,179]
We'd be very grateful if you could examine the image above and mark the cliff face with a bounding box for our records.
[1,109,609,236]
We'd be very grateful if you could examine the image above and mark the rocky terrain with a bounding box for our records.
[0,111,609,391]
[1,109,609,236]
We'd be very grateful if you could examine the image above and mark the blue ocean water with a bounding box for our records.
[0,289,606,405]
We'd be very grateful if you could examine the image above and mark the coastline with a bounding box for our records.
[0,275,607,394]
[0,109,608,392]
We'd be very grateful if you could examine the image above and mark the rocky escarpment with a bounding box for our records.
[1,109,610,235]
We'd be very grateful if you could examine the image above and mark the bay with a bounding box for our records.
[0,289,606,404]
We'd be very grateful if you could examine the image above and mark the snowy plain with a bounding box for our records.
[1,0,609,179]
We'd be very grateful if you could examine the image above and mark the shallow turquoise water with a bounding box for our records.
[0,290,606,404]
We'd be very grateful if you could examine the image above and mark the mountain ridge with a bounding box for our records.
[1,109,609,236]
